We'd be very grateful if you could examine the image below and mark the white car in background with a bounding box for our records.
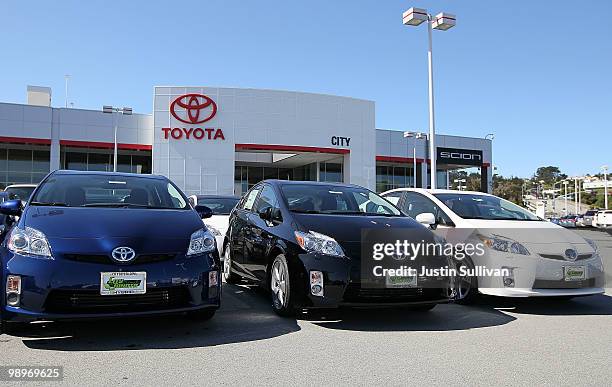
[3,184,37,205]
[188,194,240,257]
[381,188,605,302]
[593,210,612,229]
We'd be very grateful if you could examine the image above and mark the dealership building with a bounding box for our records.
[0,86,492,195]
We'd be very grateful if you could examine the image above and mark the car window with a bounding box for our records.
[253,185,278,212]
[433,193,540,221]
[196,197,239,215]
[30,174,189,209]
[281,184,401,216]
[404,192,452,225]
[242,186,261,211]
[381,191,403,206]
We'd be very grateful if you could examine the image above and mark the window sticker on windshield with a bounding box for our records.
[108,181,127,184]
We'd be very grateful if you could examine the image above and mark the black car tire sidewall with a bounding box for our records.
[223,244,241,284]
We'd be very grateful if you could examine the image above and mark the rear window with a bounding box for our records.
[31,174,189,209]
[585,210,597,216]
[196,197,239,215]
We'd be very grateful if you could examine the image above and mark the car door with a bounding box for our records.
[229,185,262,280]
[402,192,455,238]
[245,184,282,282]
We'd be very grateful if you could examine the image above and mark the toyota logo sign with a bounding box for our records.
[170,93,217,124]
[111,246,137,263]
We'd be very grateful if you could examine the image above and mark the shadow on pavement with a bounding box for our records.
[484,293,612,316]
[16,284,300,351]
[307,303,516,332]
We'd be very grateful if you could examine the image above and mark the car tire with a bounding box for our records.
[455,258,479,305]
[187,308,216,321]
[270,254,295,317]
[223,244,241,284]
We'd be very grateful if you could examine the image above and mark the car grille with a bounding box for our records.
[342,284,444,303]
[538,253,593,261]
[532,279,596,289]
[62,253,177,264]
[44,287,191,314]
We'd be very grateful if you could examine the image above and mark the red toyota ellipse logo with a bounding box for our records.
[170,93,217,124]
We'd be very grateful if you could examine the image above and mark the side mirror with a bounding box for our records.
[258,206,274,222]
[415,212,436,228]
[188,195,197,208]
[0,200,23,217]
[195,205,213,219]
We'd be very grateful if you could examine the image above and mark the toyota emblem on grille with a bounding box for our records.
[111,247,136,263]
[564,248,578,261]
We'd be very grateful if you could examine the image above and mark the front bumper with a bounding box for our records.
[1,250,221,322]
[290,252,452,309]
[474,250,605,298]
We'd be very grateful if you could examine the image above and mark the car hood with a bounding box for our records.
[203,214,230,234]
[293,213,433,243]
[22,206,203,239]
[459,219,586,244]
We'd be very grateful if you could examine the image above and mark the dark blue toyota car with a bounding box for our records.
[0,170,221,333]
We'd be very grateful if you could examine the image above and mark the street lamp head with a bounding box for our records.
[432,12,456,30]
[122,107,133,115]
[485,133,494,140]
[403,7,428,26]
[415,133,426,139]
[102,105,113,114]
[403,131,415,138]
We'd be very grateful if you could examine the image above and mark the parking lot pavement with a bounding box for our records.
[1,230,611,386]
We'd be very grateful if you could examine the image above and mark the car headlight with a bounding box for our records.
[205,224,222,237]
[294,231,345,258]
[187,228,216,256]
[7,226,52,258]
[479,234,530,256]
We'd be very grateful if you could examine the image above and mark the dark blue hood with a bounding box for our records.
[21,206,204,256]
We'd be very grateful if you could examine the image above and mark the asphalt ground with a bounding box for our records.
[1,228,611,386]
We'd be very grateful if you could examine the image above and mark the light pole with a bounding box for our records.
[603,165,609,210]
[403,8,456,189]
[64,74,71,108]
[563,181,569,215]
[404,131,426,187]
[102,105,133,172]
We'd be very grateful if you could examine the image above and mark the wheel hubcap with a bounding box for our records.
[223,248,231,278]
[271,260,287,307]
[457,262,473,299]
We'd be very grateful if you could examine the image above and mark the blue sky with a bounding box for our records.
[1,0,610,178]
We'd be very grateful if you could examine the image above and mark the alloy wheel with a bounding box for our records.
[271,260,287,307]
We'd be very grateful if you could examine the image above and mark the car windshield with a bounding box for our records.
[196,197,239,215]
[434,193,541,221]
[5,186,36,202]
[31,174,189,209]
[281,184,402,216]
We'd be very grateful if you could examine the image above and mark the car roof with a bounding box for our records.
[51,170,167,180]
[385,188,492,196]
[196,195,240,199]
[5,184,37,188]
[264,179,364,189]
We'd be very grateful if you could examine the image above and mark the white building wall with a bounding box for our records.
[153,87,376,195]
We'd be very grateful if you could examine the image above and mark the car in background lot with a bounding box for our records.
[582,210,599,227]
[188,195,240,256]
[0,170,221,333]
[558,215,578,228]
[381,188,605,302]
[3,184,37,205]
[224,180,454,316]
[593,210,612,229]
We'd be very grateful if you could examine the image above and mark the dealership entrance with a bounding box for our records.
[233,145,347,195]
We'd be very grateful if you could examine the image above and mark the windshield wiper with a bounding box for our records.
[83,203,152,208]
[30,201,69,207]
[290,209,323,214]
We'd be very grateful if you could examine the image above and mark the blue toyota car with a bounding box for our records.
[0,170,221,333]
